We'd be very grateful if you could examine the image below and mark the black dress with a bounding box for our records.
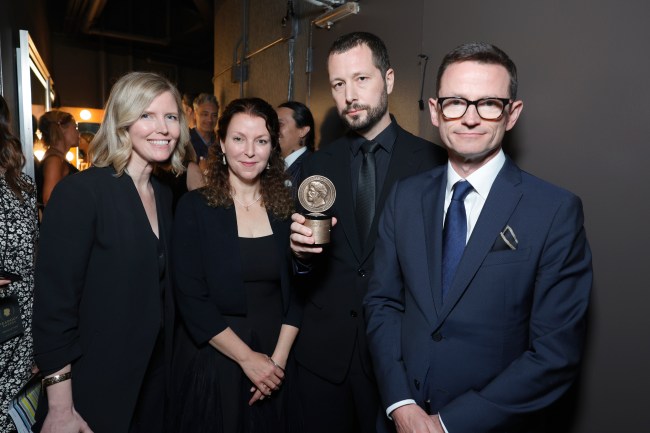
[174,235,290,433]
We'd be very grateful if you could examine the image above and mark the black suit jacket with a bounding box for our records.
[286,149,312,201]
[293,122,446,383]
[189,128,213,161]
[172,190,299,347]
[33,166,174,433]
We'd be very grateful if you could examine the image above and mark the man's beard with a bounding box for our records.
[340,87,388,132]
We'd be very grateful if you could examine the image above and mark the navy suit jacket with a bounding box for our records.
[364,157,592,432]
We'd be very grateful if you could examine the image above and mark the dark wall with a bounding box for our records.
[48,36,214,108]
[214,1,649,432]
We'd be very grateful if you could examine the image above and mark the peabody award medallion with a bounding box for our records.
[298,175,336,245]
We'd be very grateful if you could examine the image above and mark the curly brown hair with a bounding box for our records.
[0,95,33,201]
[202,98,294,220]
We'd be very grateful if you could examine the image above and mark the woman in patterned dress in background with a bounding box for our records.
[0,95,38,432]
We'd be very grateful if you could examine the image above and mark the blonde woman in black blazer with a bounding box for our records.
[172,98,298,433]
[33,72,189,433]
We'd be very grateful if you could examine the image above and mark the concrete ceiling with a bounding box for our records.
[47,0,214,70]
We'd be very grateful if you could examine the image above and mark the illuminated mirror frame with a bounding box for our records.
[17,29,55,179]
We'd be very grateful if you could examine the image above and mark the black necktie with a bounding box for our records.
[442,180,473,299]
[356,140,380,245]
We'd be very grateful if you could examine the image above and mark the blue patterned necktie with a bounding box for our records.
[442,180,473,300]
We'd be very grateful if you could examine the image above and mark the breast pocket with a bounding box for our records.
[482,247,531,266]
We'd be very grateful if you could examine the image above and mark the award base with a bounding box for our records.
[304,212,332,245]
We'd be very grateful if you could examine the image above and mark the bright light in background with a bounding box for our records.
[66,151,74,162]
[34,149,45,161]
[80,109,92,121]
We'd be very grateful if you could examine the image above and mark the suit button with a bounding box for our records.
[431,332,443,342]
[357,268,367,278]
[414,379,420,390]
[350,310,358,318]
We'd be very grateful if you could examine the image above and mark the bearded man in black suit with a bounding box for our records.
[290,32,446,433]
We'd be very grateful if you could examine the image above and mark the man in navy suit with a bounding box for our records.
[364,42,592,433]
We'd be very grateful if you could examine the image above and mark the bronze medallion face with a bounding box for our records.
[298,175,336,214]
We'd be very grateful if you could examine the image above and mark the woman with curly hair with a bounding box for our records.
[0,95,38,433]
[173,97,299,432]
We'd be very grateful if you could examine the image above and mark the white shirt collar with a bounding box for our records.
[284,146,308,169]
[446,149,506,201]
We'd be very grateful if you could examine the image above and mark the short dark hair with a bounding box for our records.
[202,97,293,219]
[193,93,219,112]
[278,101,315,152]
[436,42,518,99]
[328,32,391,76]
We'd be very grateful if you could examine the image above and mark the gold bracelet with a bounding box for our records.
[42,372,72,388]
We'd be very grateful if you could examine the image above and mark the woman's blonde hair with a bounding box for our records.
[38,110,75,148]
[91,71,189,176]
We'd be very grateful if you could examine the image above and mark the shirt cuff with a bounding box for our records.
[386,399,417,420]
[439,414,449,433]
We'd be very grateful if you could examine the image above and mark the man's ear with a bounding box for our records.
[385,68,395,95]
[505,100,523,131]
[299,126,311,140]
[428,98,440,127]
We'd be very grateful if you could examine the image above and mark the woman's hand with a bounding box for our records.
[207,328,286,406]
[40,406,93,433]
[241,352,284,405]
[0,279,10,287]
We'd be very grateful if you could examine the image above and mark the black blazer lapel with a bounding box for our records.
[436,159,524,322]
[363,127,430,261]
[322,144,363,261]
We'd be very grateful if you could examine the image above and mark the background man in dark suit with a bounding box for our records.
[189,93,219,161]
[290,32,446,432]
[364,42,593,433]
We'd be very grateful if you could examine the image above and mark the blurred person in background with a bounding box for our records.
[190,93,219,163]
[0,95,38,433]
[36,110,79,207]
[182,93,197,130]
[276,101,314,194]
[77,131,95,168]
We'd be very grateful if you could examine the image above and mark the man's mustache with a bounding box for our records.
[344,104,369,115]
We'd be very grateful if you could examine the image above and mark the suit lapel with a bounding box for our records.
[362,127,424,261]
[423,168,447,321]
[436,159,523,323]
